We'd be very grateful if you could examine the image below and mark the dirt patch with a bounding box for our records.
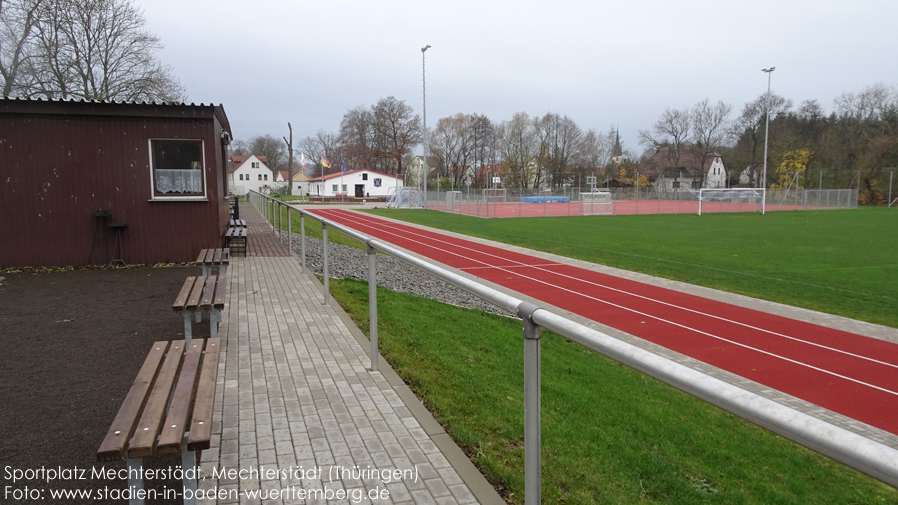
[0,266,211,504]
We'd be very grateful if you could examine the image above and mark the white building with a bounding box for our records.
[229,154,276,195]
[308,169,403,199]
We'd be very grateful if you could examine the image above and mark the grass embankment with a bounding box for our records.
[264,200,361,249]
[363,208,898,328]
[330,278,897,504]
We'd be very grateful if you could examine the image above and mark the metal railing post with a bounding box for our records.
[322,223,329,305]
[300,213,306,273]
[518,301,542,505]
[287,207,291,252]
[277,201,282,242]
[368,243,379,371]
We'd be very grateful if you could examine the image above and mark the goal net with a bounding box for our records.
[445,191,463,212]
[579,190,613,216]
[482,188,509,204]
[386,187,425,209]
[697,188,764,215]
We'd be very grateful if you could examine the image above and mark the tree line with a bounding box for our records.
[253,81,896,204]
[1,0,185,102]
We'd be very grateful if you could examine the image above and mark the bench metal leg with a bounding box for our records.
[181,435,197,505]
[182,312,193,344]
[126,457,145,505]
[201,265,210,278]
[219,265,227,277]
[195,309,201,324]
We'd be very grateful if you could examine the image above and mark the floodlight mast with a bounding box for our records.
[422,45,431,210]
[761,67,775,211]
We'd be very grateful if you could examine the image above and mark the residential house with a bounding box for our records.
[308,169,403,199]
[230,154,275,195]
[0,98,232,268]
[277,170,311,195]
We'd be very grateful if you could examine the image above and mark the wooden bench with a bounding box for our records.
[173,275,226,341]
[224,226,247,256]
[195,248,229,277]
[229,218,246,228]
[97,338,221,505]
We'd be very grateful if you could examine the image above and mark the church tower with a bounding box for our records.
[611,128,623,165]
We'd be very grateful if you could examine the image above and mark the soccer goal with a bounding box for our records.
[697,188,765,215]
[445,191,463,212]
[579,190,613,216]
[386,187,425,209]
[482,188,509,204]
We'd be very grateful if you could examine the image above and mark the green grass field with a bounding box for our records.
[362,208,898,328]
[330,278,898,504]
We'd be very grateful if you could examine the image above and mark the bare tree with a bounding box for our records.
[283,123,293,195]
[371,96,421,177]
[537,112,582,189]
[247,134,287,173]
[21,0,184,102]
[338,105,376,171]
[299,129,339,177]
[690,99,733,184]
[429,113,474,187]
[497,111,537,189]
[730,92,792,186]
[639,107,692,171]
[0,0,43,97]
[469,113,496,187]
[579,128,611,179]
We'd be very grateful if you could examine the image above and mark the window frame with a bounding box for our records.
[148,138,206,200]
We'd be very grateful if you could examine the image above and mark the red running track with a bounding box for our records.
[311,209,898,436]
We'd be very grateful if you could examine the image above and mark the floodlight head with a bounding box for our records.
[422,45,431,52]
[762,67,775,73]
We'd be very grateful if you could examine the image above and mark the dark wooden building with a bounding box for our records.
[0,98,233,268]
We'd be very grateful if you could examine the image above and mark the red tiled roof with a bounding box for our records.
[308,169,400,182]
[230,154,269,172]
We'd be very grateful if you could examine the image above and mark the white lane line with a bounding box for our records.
[313,210,898,379]
[459,263,563,270]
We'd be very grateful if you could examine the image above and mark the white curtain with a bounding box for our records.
[156,169,203,194]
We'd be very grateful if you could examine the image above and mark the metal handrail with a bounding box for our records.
[248,191,898,500]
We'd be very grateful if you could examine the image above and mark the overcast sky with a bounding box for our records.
[142,0,898,156]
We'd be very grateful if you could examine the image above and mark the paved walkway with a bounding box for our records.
[198,203,501,504]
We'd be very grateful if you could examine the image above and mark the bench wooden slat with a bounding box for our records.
[221,249,230,265]
[157,340,204,454]
[212,248,222,264]
[186,276,206,311]
[96,341,169,462]
[127,341,185,459]
[188,338,221,451]
[200,275,216,310]
[203,249,215,263]
[196,249,208,264]
[172,277,196,312]
[214,275,227,309]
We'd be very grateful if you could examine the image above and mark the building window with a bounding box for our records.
[332,184,339,192]
[252,162,259,168]
[258,174,262,181]
[264,174,268,181]
[374,178,382,187]
[362,173,368,181]
[150,139,205,198]
[342,184,347,192]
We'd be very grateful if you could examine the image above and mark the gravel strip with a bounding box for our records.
[282,232,516,317]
